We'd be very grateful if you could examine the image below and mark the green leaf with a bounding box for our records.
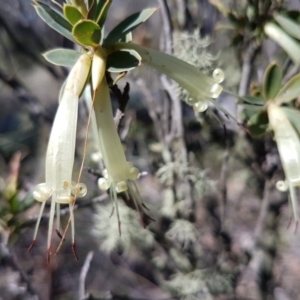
[274,73,300,103]
[264,22,300,64]
[281,107,300,135]
[262,62,282,101]
[33,2,76,42]
[89,0,105,21]
[104,8,157,46]
[286,10,300,23]
[71,0,88,16]
[72,19,101,46]
[43,48,82,67]
[241,104,263,120]
[107,49,141,72]
[63,4,83,25]
[119,32,132,43]
[237,95,265,105]
[247,110,269,136]
[87,0,94,9]
[9,193,20,214]
[274,13,300,40]
[96,0,112,28]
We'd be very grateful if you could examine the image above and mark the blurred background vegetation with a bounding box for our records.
[1,0,300,299]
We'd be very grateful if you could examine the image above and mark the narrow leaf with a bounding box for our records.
[274,13,300,40]
[119,32,132,43]
[35,1,72,31]
[264,22,300,64]
[275,73,300,104]
[34,3,76,42]
[87,0,94,9]
[96,0,112,28]
[89,0,105,21]
[72,19,101,46]
[263,62,282,100]
[236,95,265,105]
[70,0,88,16]
[43,48,82,67]
[107,49,141,72]
[63,4,83,25]
[104,8,157,46]
[281,107,300,135]
[247,110,269,136]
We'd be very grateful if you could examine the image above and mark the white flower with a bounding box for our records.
[268,103,300,222]
[30,53,91,260]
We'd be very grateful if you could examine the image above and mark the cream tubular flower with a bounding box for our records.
[268,103,300,222]
[112,43,226,114]
[93,76,140,233]
[31,53,91,259]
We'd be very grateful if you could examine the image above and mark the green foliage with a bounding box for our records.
[274,13,300,40]
[280,107,300,135]
[43,48,82,67]
[244,62,300,137]
[263,63,282,101]
[106,49,141,72]
[103,8,157,46]
[247,110,269,136]
[63,4,83,25]
[275,73,300,104]
[33,0,75,42]
[72,19,101,46]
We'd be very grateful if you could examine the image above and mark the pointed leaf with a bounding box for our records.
[286,11,300,23]
[274,13,300,40]
[236,95,265,105]
[242,104,263,120]
[119,32,132,43]
[72,19,101,46]
[264,22,300,64]
[70,0,88,16]
[43,48,82,67]
[247,110,269,136]
[63,4,83,25]
[263,62,282,101]
[89,0,106,21]
[96,0,112,28]
[34,2,75,42]
[87,0,95,19]
[87,0,94,9]
[107,49,141,72]
[104,8,157,46]
[275,73,300,103]
[281,107,300,135]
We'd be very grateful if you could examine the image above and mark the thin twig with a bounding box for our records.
[78,251,94,300]
[254,179,272,241]
[219,124,230,227]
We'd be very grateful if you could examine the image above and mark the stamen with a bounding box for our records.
[72,242,79,261]
[212,68,224,83]
[193,100,208,113]
[28,239,36,252]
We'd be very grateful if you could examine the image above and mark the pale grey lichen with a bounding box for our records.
[92,200,154,254]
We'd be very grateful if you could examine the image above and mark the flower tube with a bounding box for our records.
[110,43,230,116]
[268,103,300,222]
[30,53,91,260]
[93,76,140,233]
